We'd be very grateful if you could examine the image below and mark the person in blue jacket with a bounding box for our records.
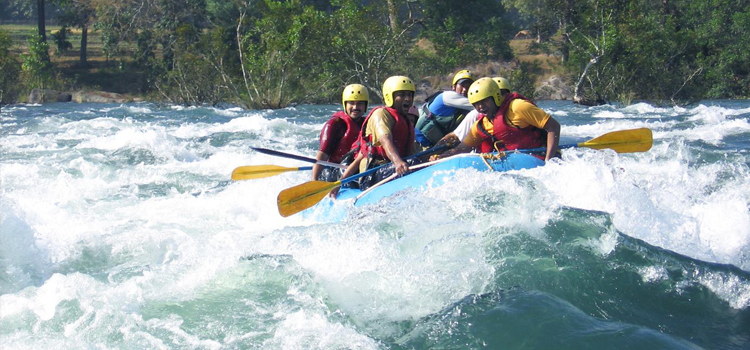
[414,70,475,148]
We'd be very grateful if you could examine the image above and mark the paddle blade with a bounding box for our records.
[578,128,653,153]
[232,165,300,180]
[277,181,341,217]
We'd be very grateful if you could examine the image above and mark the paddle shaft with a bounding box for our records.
[251,147,346,169]
[514,143,577,154]
[276,144,449,217]
[337,144,449,187]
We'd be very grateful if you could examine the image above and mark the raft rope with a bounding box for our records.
[479,150,506,170]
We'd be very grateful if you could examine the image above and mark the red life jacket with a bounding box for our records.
[476,93,546,156]
[324,111,361,163]
[358,106,415,161]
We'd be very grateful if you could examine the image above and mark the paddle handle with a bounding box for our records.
[251,146,346,169]
[251,147,317,163]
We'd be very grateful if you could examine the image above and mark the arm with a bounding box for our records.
[432,117,483,160]
[435,132,459,149]
[511,101,560,161]
[379,133,409,175]
[441,91,474,110]
[542,117,561,161]
[313,116,344,180]
[330,152,365,198]
[451,109,479,142]
[431,141,473,160]
[311,151,330,180]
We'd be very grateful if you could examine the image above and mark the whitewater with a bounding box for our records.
[1,100,749,349]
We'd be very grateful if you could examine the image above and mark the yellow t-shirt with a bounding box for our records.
[464,99,551,147]
[360,108,419,172]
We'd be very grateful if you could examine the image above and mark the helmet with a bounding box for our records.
[467,77,502,106]
[382,76,415,107]
[492,77,511,91]
[342,83,369,111]
[452,69,476,86]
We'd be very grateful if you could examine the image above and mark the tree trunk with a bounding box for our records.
[37,0,46,42]
[573,56,597,103]
[386,0,399,33]
[80,24,88,66]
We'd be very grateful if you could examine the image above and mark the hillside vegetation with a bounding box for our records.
[2,0,748,107]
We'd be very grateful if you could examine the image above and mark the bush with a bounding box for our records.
[0,30,22,105]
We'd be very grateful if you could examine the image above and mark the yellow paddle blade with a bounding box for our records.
[277,180,342,217]
[578,128,653,153]
[231,165,300,180]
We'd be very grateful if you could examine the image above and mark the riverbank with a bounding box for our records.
[3,22,572,105]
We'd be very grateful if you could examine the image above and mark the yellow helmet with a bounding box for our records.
[492,77,511,91]
[341,84,369,111]
[452,69,476,86]
[467,77,502,106]
[382,76,415,107]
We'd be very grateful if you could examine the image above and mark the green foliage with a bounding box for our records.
[325,0,419,102]
[5,0,749,105]
[154,25,231,106]
[560,0,750,103]
[509,61,542,99]
[20,33,55,90]
[420,0,514,72]
[238,0,336,108]
[0,30,23,105]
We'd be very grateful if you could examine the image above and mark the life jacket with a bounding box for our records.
[326,111,361,163]
[358,106,415,162]
[476,93,546,157]
[415,91,468,146]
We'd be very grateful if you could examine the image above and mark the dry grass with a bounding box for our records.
[415,37,564,100]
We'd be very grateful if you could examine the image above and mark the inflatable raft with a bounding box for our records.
[302,152,545,222]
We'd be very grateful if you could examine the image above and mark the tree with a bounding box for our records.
[419,0,514,71]
[58,0,95,66]
[0,30,23,106]
[326,0,420,102]
[37,0,47,42]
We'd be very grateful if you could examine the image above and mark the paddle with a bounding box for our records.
[517,128,653,154]
[231,165,313,180]
[231,158,346,181]
[277,144,449,217]
[251,146,346,169]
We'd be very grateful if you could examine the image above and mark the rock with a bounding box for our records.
[72,90,133,103]
[27,89,72,103]
[414,80,438,105]
[534,75,574,100]
[573,96,606,106]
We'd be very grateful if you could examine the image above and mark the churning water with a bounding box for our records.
[1,100,749,349]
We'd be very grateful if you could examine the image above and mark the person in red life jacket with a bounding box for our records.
[332,75,421,196]
[436,77,560,161]
[312,84,369,182]
[438,77,511,147]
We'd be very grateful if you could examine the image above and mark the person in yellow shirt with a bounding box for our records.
[332,76,421,195]
[437,77,560,161]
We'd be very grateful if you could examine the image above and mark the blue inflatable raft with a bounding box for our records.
[302,152,545,222]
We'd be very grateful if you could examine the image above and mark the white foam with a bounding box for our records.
[266,310,379,349]
[100,105,153,114]
[622,102,674,115]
